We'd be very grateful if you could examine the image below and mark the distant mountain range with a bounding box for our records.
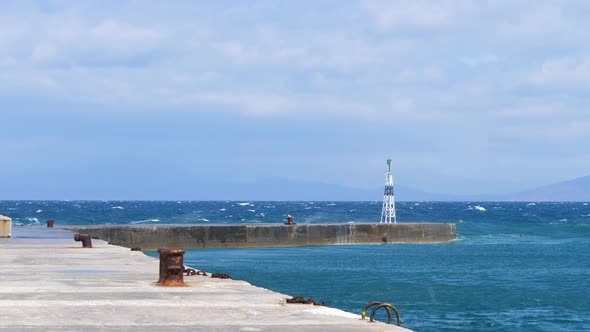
[212,175,590,201]
[5,175,587,201]
[502,175,590,201]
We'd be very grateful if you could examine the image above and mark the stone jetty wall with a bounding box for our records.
[69,223,456,250]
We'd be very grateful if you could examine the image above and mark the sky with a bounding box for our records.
[1,0,590,199]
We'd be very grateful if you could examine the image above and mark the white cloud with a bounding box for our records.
[492,104,566,118]
[458,54,498,68]
[363,0,461,30]
[505,120,590,140]
[0,0,589,134]
[529,56,590,86]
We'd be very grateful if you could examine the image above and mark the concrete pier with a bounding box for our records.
[0,227,412,331]
[70,223,456,250]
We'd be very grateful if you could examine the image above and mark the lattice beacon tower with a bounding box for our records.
[380,159,397,223]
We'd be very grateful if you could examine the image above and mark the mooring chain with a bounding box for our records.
[183,267,208,276]
[286,295,325,306]
[183,267,230,278]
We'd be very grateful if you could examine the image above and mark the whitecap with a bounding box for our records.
[527,203,536,206]
[326,203,336,206]
[36,209,43,213]
[199,218,210,222]
[238,202,250,206]
[247,209,256,212]
[219,208,226,211]
[473,205,486,212]
[584,203,588,206]
[112,206,124,210]
[414,203,420,206]
[559,218,567,222]
[130,218,160,224]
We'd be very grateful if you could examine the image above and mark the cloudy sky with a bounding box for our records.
[1,0,589,199]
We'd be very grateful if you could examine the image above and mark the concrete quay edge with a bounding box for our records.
[0,226,412,331]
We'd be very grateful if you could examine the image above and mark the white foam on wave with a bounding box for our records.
[584,203,588,206]
[199,218,210,222]
[238,202,251,206]
[25,217,39,222]
[219,208,226,211]
[326,203,336,206]
[470,205,486,211]
[36,209,43,213]
[112,206,124,210]
[247,209,256,212]
[527,203,536,206]
[559,218,568,222]
[130,218,160,224]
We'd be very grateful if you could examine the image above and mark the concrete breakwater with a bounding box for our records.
[70,223,456,250]
[1,227,412,331]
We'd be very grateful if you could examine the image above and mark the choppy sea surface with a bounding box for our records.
[3,200,590,331]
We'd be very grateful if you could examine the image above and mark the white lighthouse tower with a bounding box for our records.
[380,159,397,223]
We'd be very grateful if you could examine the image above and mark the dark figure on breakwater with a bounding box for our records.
[285,215,295,225]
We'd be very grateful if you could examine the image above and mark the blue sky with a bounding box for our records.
[1,0,590,199]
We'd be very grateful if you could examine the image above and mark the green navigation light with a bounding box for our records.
[387,159,391,166]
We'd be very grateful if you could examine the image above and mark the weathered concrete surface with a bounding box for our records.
[70,223,456,250]
[0,227,412,331]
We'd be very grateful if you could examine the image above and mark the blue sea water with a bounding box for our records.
[2,200,590,331]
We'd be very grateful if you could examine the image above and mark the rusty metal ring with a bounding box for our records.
[370,303,402,326]
[361,301,384,320]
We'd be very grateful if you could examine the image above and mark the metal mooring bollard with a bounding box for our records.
[47,219,55,228]
[0,215,11,238]
[285,215,295,225]
[157,248,186,287]
[74,234,92,248]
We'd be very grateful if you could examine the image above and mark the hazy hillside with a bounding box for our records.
[505,175,590,201]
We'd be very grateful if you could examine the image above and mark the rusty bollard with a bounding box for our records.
[285,215,295,225]
[74,233,92,248]
[47,219,55,228]
[157,248,186,287]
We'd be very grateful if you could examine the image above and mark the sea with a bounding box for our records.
[2,200,589,331]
